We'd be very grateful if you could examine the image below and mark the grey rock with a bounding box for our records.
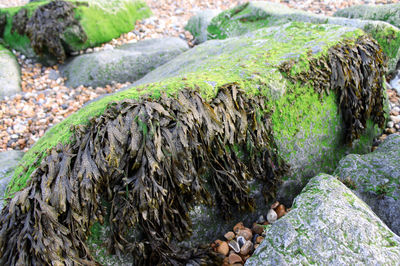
[334,3,400,29]
[0,46,21,99]
[334,134,400,236]
[48,69,60,80]
[185,9,221,44]
[207,1,400,72]
[61,37,189,88]
[246,174,400,265]
[0,151,24,210]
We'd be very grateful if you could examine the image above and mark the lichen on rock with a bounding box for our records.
[246,174,400,265]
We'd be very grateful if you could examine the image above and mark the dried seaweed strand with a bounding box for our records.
[0,84,287,265]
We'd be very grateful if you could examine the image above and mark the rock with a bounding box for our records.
[185,9,221,44]
[3,21,387,264]
[251,223,264,235]
[0,0,151,63]
[216,240,229,256]
[228,253,242,264]
[246,174,400,265]
[0,150,23,210]
[334,134,400,236]
[224,231,235,241]
[255,236,264,244]
[266,209,277,224]
[233,222,245,234]
[237,228,252,241]
[240,240,253,256]
[205,1,400,72]
[62,37,189,88]
[0,45,21,99]
[334,3,400,29]
[275,204,286,219]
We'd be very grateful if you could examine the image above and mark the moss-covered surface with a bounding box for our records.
[203,1,400,72]
[0,22,387,264]
[6,22,368,198]
[0,0,151,62]
[246,174,400,265]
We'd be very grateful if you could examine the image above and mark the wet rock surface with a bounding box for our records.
[246,174,400,265]
[0,46,21,99]
[334,134,400,236]
[61,37,189,88]
[0,150,23,209]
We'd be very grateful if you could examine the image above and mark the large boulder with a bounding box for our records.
[0,0,151,64]
[335,3,400,29]
[0,150,23,210]
[246,174,400,265]
[0,22,387,264]
[0,44,21,99]
[184,9,221,44]
[199,1,400,72]
[61,37,189,88]
[334,134,400,236]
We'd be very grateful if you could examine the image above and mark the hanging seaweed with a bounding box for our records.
[280,35,386,144]
[0,84,288,265]
[0,13,6,38]
[11,0,87,62]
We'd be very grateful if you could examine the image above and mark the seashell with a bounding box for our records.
[237,236,246,248]
[229,240,240,253]
[267,209,277,223]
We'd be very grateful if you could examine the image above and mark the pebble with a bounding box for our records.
[267,209,278,223]
[228,253,242,264]
[251,223,264,235]
[240,240,254,256]
[215,240,229,256]
[224,231,235,241]
[275,204,286,219]
[237,228,252,241]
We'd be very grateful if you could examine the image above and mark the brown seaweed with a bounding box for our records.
[280,35,386,144]
[11,1,87,62]
[0,84,287,265]
[0,13,6,39]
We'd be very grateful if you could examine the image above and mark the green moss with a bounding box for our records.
[0,0,151,58]
[5,22,371,198]
[66,0,151,50]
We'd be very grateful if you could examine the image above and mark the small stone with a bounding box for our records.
[240,240,254,256]
[224,231,235,241]
[228,253,242,264]
[254,243,259,249]
[237,228,252,241]
[267,209,278,223]
[386,127,397,134]
[388,121,394,128]
[275,204,286,219]
[256,215,265,224]
[104,44,114,50]
[229,240,240,253]
[215,240,229,256]
[233,222,245,233]
[251,223,264,235]
[256,236,264,244]
[271,201,280,209]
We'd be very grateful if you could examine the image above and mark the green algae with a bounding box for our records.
[0,0,150,61]
[6,22,367,198]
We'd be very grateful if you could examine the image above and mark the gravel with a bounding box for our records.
[1,0,400,152]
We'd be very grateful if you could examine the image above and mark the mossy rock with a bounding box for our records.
[0,22,387,264]
[201,1,400,72]
[334,134,400,236]
[335,3,400,29]
[246,174,400,265]
[0,0,151,64]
